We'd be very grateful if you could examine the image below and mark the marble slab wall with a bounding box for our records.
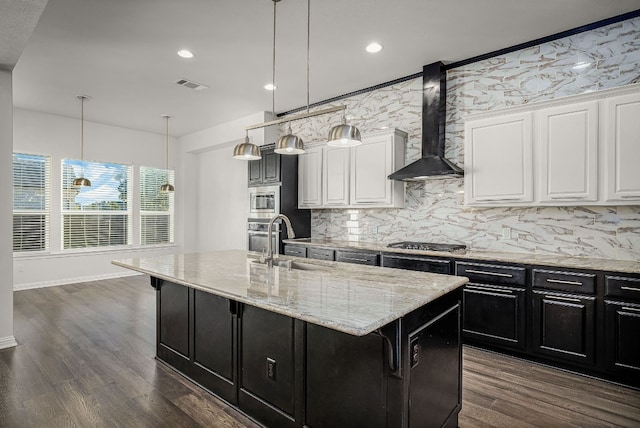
[282,17,640,261]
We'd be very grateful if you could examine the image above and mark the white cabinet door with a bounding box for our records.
[464,112,533,205]
[323,144,350,206]
[602,92,640,202]
[298,146,323,208]
[351,134,393,205]
[537,101,598,203]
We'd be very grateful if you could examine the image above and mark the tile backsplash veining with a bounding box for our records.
[282,17,640,262]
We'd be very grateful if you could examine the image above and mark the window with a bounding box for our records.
[140,166,174,245]
[13,153,51,252]
[61,159,132,249]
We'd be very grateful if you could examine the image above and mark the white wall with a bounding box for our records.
[12,108,183,289]
[180,111,276,253]
[0,70,17,348]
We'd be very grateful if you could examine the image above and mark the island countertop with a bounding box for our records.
[113,250,468,337]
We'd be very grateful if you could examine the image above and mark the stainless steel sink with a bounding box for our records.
[253,258,330,272]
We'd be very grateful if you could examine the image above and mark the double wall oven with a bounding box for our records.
[247,185,281,254]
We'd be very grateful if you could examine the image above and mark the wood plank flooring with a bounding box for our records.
[2,275,639,427]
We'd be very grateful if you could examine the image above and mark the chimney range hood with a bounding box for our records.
[388,61,463,181]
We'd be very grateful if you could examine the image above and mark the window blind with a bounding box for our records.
[61,159,132,249]
[13,153,51,252]
[140,166,174,245]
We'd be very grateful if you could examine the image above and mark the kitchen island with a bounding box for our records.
[113,250,468,428]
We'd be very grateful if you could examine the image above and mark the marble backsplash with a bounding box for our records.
[282,17,640,261]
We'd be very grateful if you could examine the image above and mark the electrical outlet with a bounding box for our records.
[266,357,276,380]
[502,227,511,240]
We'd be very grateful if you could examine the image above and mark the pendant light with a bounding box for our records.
[72,95,92,187]
[233,131,261,160]
[160,114,175,192]
[274,0,309,155]
[327,109,362,147]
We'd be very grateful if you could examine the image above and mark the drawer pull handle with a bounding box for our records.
[620,195,639,199]
[622,307,640,313]
[466,269,513,278]
[466,285,513,294]
[545,295,581,303]
[343,257,371,262]
[620,286,640,292]
[479,198,521,202]
[546,278,583,286]
[550,196,584,199]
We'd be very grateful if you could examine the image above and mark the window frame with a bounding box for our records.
[139,166,175,246]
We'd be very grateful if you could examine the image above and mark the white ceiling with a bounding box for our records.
[11,0,640,137]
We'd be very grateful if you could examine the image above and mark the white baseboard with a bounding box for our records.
[0,336,18,350]
[13,271,143,291]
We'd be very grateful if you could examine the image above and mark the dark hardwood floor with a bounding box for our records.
[2,275,639,427]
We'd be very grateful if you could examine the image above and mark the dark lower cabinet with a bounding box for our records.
[532,291,595,366]
[193,290,237,403]
[158,280,189,357]
[239,305,303,428]
[604,300,640,382]
[306,324,387,428]
[409,303,461,428]
[463,283,526,350]
[154,276,462,428]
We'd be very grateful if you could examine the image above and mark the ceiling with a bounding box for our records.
[11,0,640,137]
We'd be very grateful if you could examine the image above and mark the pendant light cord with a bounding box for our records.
[165,116,170,172]
[306,0,310,113]
[272,0,277,118]
[80,96,84,161]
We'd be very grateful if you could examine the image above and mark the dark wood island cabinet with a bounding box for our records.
[115,251,468,428]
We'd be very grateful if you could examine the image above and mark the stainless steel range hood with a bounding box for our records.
[388,61,463,181]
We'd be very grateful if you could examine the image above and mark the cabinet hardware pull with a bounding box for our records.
[343,257,370,262]
[549,196,584,199]
[466,285,513,294]
[546,278,583,286]
[620,195,639,199]
[620,286,640,292]
[480,198,521,202]
[466,269,513,278]
[545,295,581,303]
[622,307,640,313]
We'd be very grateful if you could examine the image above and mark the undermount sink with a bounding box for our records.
[253,259,331,272]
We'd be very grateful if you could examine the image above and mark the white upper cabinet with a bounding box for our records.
[323,144,350,206]
[464,83,640,206]
[537,101,598,203]
[464,112,533,204]
[298,129,406,209]
[602,91,640,202]
[298,146,323,208]
[351,130,406,207]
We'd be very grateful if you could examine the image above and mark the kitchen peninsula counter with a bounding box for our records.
[113,250,467,428]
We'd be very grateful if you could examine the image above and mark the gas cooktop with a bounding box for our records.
[387,241,467,252]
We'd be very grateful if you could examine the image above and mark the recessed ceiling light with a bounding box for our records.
[264,83,277,91]
[366,42,383,53]
[177,49,194,59]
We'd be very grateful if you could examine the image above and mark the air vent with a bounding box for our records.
[175,78,209,91]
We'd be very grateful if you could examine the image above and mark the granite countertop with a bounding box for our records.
[284,238,640,274]
[112,250,468,337]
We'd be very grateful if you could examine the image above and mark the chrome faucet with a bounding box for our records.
[262,214,296,266]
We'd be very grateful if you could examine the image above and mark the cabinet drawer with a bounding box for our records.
[335,250,379,266]
[533,269,595,294]
[307,247,335,261]
[606,275,640,301]
[284,245,307,258]
[455,262,525,286]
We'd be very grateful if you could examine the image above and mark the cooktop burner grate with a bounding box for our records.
[387,241,467,252]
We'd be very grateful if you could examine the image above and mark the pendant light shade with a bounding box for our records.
[160,115,175,192]
[275,123,304,154]
[73,95,92,187]
[233,132,261,160]
[327,111,361,147]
